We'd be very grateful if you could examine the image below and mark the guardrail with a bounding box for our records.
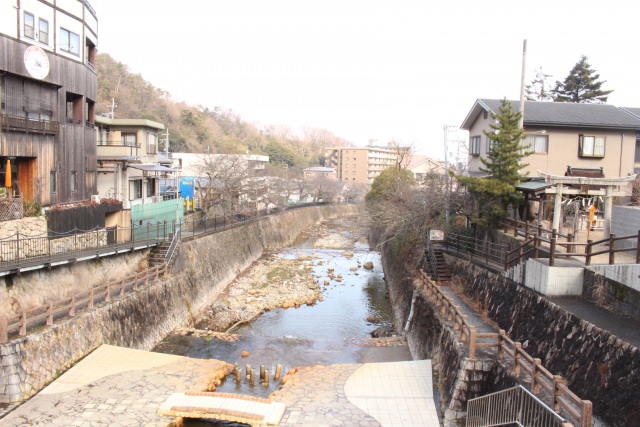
[0,264,166,344]
[418,271,592,427]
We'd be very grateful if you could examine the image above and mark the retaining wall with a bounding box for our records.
[446,255,640,426]
[381,243,510,426]
[0,203,363,404]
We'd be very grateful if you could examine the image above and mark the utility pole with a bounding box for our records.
[443,125,450,225]
[519,39,527,130]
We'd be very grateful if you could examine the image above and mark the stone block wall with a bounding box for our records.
[381,243,507,426]
[584,268,640,321]
[446,255,640,426]
[0,203,363,404]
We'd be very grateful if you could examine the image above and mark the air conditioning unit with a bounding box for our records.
[91,195,101,203]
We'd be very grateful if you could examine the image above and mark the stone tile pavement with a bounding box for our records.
[0,344,441,427]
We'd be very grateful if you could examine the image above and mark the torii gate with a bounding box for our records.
[538,171,637,238]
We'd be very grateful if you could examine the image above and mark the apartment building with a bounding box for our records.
[0,0,99,206]
[325,145,403,186]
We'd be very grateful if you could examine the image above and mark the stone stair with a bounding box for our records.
[148,241,171,267]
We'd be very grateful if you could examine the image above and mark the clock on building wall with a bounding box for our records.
[24,46,50,80]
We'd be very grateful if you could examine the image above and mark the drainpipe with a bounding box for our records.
[404,289,419,332]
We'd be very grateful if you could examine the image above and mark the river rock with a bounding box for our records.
[363,262,374,270]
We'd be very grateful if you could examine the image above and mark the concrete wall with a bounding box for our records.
[523,258,584,296]
[612,205,640,249]
[447,255,640,426]
[0,203,363,404]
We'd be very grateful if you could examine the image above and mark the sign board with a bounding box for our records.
[429,229,445,242]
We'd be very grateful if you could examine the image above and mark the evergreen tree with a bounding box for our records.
[552,55,613,103]
[456,99,530,224]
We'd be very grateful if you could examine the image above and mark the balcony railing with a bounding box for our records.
[0,114,59,134]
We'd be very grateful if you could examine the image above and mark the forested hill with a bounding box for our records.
[95,53,351,168]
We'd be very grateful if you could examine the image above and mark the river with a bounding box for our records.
[152,216,412,398]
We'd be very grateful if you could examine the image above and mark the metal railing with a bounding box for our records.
[445,232,510,267]
[466,385,569,427]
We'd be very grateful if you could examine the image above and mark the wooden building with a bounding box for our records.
[0,0,98,206]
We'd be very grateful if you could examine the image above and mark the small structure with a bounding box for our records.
[158,392,285,426]
[538,171,636,238]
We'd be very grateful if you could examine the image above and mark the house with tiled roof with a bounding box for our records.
[619,107,640,174]
[461,99,640,185]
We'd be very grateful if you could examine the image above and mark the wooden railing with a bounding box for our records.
[418,271,592,427]
[0,264,166,344]
[502,217,640,268]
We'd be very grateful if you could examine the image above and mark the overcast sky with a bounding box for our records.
[90,0,640,160]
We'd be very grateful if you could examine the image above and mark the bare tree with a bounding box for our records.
[195,154,250,216]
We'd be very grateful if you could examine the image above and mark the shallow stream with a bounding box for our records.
[152,216,411,398]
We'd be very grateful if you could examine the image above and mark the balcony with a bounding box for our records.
[1,114,59,135]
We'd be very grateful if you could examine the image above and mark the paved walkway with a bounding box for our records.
[0,345,439,427]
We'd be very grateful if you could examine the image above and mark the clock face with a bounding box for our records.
[24,46,50,80]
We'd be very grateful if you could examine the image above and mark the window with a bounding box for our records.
[24,12,35,39]
[60,28,80,55]
[579,135,605,157]
[131,180,142,199]
[525,135,548,153]
[70,171,78,192]
[39,19,49,45]
[469,136,481,155]
[121,132,137,147]
[50,171,57,193]
[146,179,155,197]
[147,133,157,154]
[487,139,495,154]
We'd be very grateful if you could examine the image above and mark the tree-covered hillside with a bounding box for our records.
[95,53,350,167]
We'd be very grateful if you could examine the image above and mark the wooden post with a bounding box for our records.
[19,310,26,336]
[585,240,593,266]
[581,401,593,427]
[636,230,640,264]
[549,231,557,267]
[105,283,111,303]
[260,364,265,381]
[532,358,541,394]
[264,369,269,387]
[0,315,8,344]
[47,301,53,326]
[514,342,522,376]
[497,330,506,360]
[69,295,75,317]
[235,367,242,384]
[608,233,615,265]
[552,375,564,412]
[469,327,477,359]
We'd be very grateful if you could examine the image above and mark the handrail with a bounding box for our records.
[466,385,568,427]
[418,271,592,427]
[165,226,181,267]
[0,264,166,344]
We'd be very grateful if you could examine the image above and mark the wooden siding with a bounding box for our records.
[1,34,97,205]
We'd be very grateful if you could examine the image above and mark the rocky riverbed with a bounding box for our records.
[194,219,373,333]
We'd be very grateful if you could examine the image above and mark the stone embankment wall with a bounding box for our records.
[0,204,363,404]
[380,243,508,426]
[446,255,640,426]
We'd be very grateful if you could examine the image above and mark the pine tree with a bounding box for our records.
[552,55,613,103]
[456,99,530,224]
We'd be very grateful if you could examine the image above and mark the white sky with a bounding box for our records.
[90,0,640,160]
